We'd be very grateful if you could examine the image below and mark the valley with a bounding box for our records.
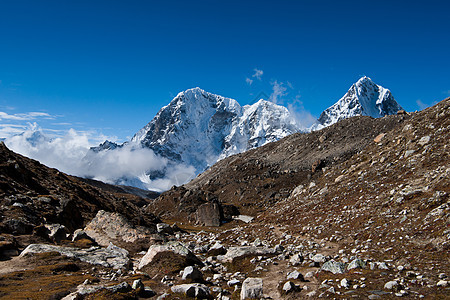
[0,96,448,299]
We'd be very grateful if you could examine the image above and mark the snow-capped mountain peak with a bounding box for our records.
[316,76,403,128]
[130,88,301,172]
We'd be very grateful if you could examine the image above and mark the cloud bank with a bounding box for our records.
[4,125,195,192]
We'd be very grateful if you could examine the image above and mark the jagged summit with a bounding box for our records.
[316,76,403,128]
[129,88,302,173]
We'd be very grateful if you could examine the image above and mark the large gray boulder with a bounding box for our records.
[241,278,263,299]
[320,260,346,274]
[83,210,155,249]
[138,241,202,270]
[347,258,366,270]
[196,202,221,227]
[217,246,277,263]
[20,243,130,269]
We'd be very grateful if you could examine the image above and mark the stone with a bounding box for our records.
[418,136,430,146]
[436,280,448,287]
[282,281,298,293]
[304,271,314,278]
[227,279,240,287]
[132,279,144,290]
[182,266,203,282]
[290,253,304,266]
[335,175,345,183]
[404,150,415,157]
[83,210,155,248]
[141,287,156,298]
[171,283,210,298]
[340,278,349,288]
[138,241,202,270]
[19,243,130,269]
[106,282,132,293]
[253,238,262,247]
[72,229,95,242]
[208,242,226,256]
[217,246,276,263]
[196,202,221,227]
[378,262,389,270]
[312,253,326,263]
[347,258,366,270]
[44,224,68,243]
[233,215,254,223]
[287,270,305,281]
[384,280,399,290]
[374,133,386,143]
[240,278,263,299]
[320,260,346,274]
[156,223,174,235]
[306,291,317,297]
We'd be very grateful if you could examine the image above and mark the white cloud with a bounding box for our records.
[267,80,316,128]
[287,102,317,129]
[269,80,287,104]
[416,99,428,110]
[252,68,264,81]
[0,111,53,121]
[246,77,253,85]
[4,125,195,192]
[416,99,438,110]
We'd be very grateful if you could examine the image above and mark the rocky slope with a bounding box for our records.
[315,76,403,129]
[0,99,448,299]
[0,141,160,241]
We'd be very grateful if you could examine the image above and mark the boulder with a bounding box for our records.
[44,224,69,243]
[241,278,263,299]
[83,210,155,250]
[217,246,277,263]
[106,282,132,293]
[384,280,399,290]
[340,278,349,288]
[347,258,366,270]
[320,260,346,274]
[282,281,298,294]
[207,241,227,256]
[72,229,95,242]
[289,253,304,266]
[182,266,203,282]
[171,283,210,298]
[233,215,254,223]
[138,241,202,270]
[20,243,130,269]
[287,270,305,281]
[312,253,326,263]
[156,223,174,235]
[196,202,221,226]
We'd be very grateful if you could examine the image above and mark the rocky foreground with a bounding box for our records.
[0,98,449,299]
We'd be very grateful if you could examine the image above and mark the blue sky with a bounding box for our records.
[1,0,449,142]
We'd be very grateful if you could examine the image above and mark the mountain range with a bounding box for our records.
[90,76,403,189]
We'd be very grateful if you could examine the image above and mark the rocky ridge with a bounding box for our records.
[0,98,448,299]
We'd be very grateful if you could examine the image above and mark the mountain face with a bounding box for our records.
[316,76,403,129]
[129,87,301,172]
